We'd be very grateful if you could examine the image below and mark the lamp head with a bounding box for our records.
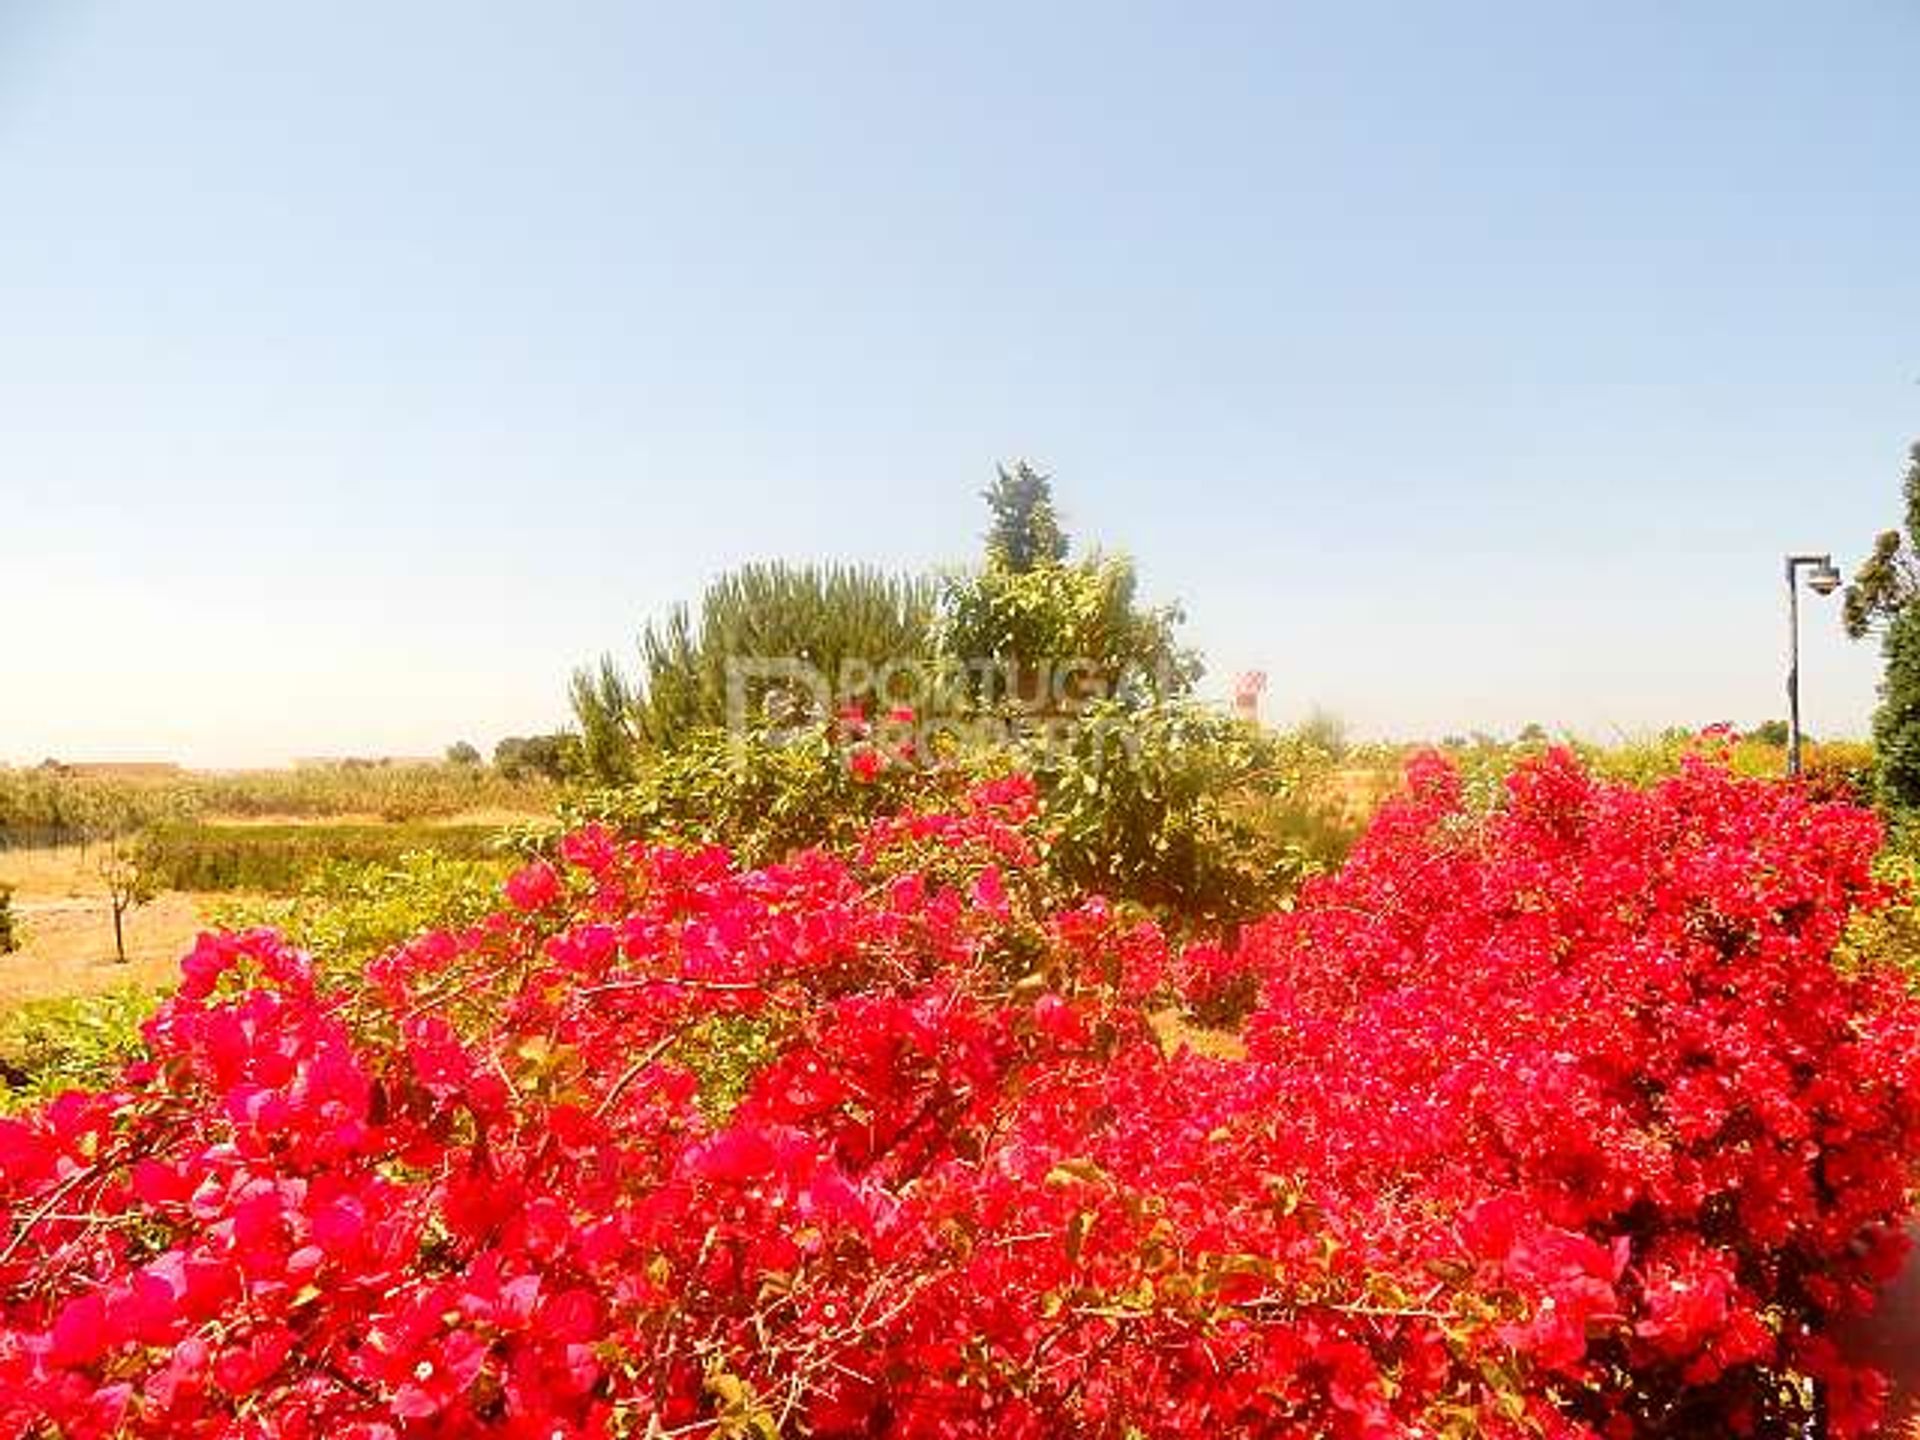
[1808,562,1842,597]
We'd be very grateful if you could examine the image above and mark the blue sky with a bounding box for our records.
[2,2,1915,765]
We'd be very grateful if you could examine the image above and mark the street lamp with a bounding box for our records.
[1784,552,1843,777]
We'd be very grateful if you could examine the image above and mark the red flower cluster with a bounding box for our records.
[1228,750,1920,1435]
[2,755,1917,1438]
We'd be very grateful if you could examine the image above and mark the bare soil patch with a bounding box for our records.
[0,846,207,1008]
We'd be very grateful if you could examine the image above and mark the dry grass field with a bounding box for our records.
[0,845,214,1007]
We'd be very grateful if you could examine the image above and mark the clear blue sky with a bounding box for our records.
[2,2,1914,766]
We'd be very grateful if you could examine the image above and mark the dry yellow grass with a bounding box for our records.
[0,844,101,899]
[0,845,209,1009]
[1328,765,1401,825]
[0,895,205,1007]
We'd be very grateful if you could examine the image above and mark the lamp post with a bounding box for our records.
[1784,552,1842,777]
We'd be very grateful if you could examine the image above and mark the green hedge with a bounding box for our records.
[139,822,504,894]
[209,851,510,988]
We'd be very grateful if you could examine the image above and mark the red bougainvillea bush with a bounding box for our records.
[4,753,1919,1437]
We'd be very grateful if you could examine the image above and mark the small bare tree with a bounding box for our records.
[99,844,153,964]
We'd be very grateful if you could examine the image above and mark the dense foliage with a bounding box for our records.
[2,751,1916,1437]
[137,823,504,895]
[0,987,164,1114]
[559,715,977,870]
[940,462,1196,708]
[1872,604,1920,816]
[933,552,1199,713]
[490,736,579,787]
[561,703,1343,927]
[207,853,511,989]
[981,460,1070,574]
[571,562,941,771]
[568,470,1201,784]
[1843,440,1920,812]
[1025,699,1334,930]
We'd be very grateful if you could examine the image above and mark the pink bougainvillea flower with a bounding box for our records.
[505,859,562,911]
[1,753,1916,1439]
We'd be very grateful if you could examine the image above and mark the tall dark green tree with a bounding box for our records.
[567,658,641,785]
[493,733,576,782]
[1842,441,1920,810]
[982,461,1069,573]
[1874,605,1920,809]
[938,465,1198,710]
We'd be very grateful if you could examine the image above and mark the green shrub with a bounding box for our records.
[491,735,578,785]
[1021,700,1335,933]
[934,554,1198,712]
[572,562,942,777]
[570,472,1212,783]
[564,722,989,869]
[1841,837,1920,985]
[566,704,1344,933]
[210,851,509,986]
[935,464,1199,713]
[671,1013,783,1120]
[139,822,504,894]
[0,884,16,955]
[0,987,162,1113]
